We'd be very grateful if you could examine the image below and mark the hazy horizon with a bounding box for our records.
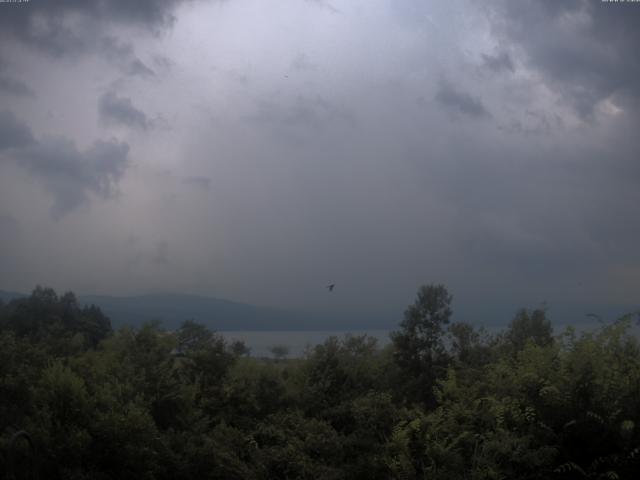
[1,1,639,325]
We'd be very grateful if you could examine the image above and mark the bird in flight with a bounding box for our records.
[326,284,335,292]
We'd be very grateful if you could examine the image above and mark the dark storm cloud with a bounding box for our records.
[0,110,35,150]
[481,51,514,73]
[0,0,195,59]
[99,91,150,130]
[127,59,156,77]
[496,0,640,117]
[12,135,130,218]
[101,37,156,77]
[0,0,192,33]
[0,76,35,98]
[435,81,489,118]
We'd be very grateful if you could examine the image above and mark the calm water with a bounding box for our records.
[220,320,621,358]
[220,330,392,358]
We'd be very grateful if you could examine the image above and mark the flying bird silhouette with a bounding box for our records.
[326,284,335,292]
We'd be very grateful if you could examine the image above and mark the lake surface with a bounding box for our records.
[219,320,621,358]
[220,330,392,358]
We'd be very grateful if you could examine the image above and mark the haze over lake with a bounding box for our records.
[221,330,392,358]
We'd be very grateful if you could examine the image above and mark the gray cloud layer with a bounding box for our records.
[184,176,212,191]
[0,76,34,97]
[0,0,193,44]
[481,51,514,73]
[0,110,35,150]
[99,91,150,130]
[496,0,640,117]
[17,138,129,218]
[435,81,490,118]
[0,0,192,77]
[0,0,638,324]
[1,110,129,218]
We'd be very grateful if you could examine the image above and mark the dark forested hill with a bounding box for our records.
[78,293,313,330]
[3,289,633,332]
[2,290,393,331]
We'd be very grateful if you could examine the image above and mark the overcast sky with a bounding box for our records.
[1,0,638,324]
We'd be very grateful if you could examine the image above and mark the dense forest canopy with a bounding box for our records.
[1,285,639,479]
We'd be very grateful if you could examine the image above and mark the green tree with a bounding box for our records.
[269,345,290,361]
[505,308,553,353]
[449,322,494,366]
[391,284,453,405]
[0,287,111,353]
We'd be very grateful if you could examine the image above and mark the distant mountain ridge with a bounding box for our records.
[79,292,315,331]
[3,289,633,332]
[0,289,390,331]
[0,290,25,303]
